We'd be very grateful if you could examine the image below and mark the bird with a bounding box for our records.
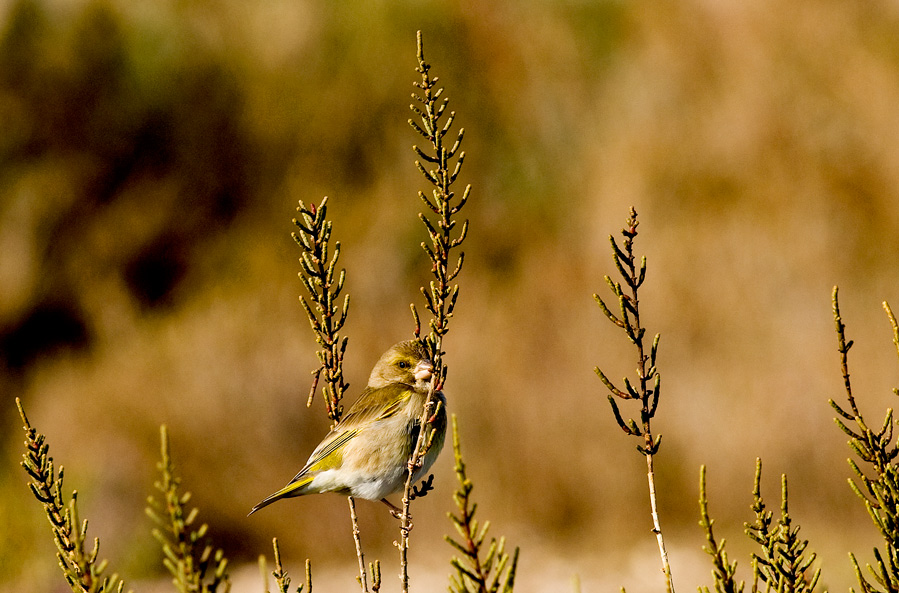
[249,340,447,516]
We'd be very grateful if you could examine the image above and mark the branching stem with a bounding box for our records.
[399,30,469,592]
[594,208,673,593]
[17,397,127,593]
[830,287,899,592]
[293,196,370,591]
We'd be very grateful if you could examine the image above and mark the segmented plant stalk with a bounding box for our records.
[594,208,674,593]
[745,460,820,593]
[399,30,470,593]
[292,196,350,427]
[348,497,369,593]
[698,465,743,593]
[646,447,671,593]
[269,538,310,593]
[17,398,127,593]
[146,426,230,593]
[830,287,899,593]
[292,197,370,591]
[446,415,519,593]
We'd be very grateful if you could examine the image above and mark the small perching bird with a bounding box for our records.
[249,340,447,516]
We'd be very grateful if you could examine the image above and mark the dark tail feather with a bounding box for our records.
[247,475,313,516]
[247,494,278,516]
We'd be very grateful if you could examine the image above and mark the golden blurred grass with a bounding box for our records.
[3,0,899,591]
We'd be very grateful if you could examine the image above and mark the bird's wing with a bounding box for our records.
[290,383,414,480]
[341,382,415,427]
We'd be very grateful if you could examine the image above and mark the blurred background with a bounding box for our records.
[2,0,899,591]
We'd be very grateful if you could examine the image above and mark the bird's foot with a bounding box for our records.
[381,498,412,528]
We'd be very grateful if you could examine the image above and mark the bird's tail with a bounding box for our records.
[248,475,315,516]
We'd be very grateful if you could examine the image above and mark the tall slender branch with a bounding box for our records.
[399,30,470,593]
[146,425,230,593]
[830,287,899,593]
[594,208,673,593]
[446,415,519,593]
[699,465,743,593]
[17,398,127,593]
[292,196,370,591]
[292,196,350,426]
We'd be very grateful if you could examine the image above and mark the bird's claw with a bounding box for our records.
[381,498,412,528]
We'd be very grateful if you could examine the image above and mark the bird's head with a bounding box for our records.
[368,340,434,391]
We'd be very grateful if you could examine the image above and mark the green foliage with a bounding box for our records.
[398,29,471,593]
[699,461,820,593]
[699,465,743,593]
[594,207,662,456]
[366,559,381,593]
[292,196,350,427]
[830,287,899,593]
[146,426,230,593]
[445,415,519,593]
[292,179,359,592]
[745,460,820,593]
[408,29,469,388]
[16,397,127,593]
[595,208,673,593]
[265,538,309,593]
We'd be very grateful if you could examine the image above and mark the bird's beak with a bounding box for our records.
[414,360,433,382]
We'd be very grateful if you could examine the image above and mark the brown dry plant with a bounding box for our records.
[399,30,470,593]
[146,426,230,593]
[16,397,128,593]
[831,287,899,593]
[594,207,673,593]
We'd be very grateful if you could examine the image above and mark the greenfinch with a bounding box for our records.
[249,340,447,515]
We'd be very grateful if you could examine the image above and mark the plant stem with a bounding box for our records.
[647,453,674,593]
[398,381,438,593]
[399,29,469,593]
[293,196,369,591]
[348,496,369,593]
[595,209,673,593]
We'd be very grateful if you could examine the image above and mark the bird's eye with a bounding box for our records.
[398,361,408,369]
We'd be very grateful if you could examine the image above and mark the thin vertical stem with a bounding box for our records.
[637,303,673,593]
[293,196,367,591]
[595,209,674,593]
[833,286,861,417]
[399,381,438,593]
[647,454,674,593]
[400,29,469,593]
[348,497,369,592]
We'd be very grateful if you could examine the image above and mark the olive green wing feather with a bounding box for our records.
[340,383,416,427]
[292,383,415,477]
[249,383,416,515]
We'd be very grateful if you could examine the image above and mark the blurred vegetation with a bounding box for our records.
[4,0,899,591]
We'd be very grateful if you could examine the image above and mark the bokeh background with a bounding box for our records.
[2,0,899,591]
